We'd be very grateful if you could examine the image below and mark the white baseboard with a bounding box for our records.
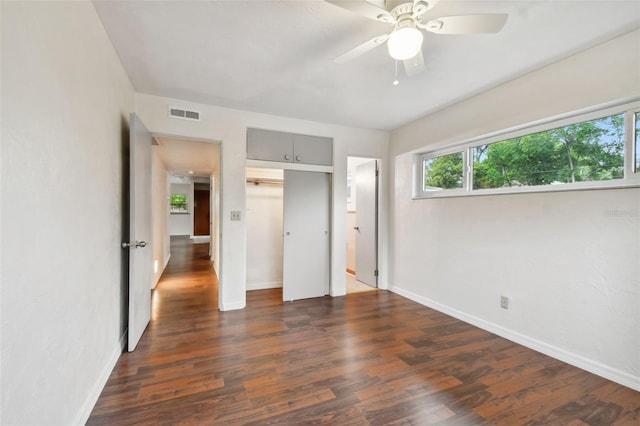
[390,285,640,392]
[246,281,282,291]
[330,288,347,297]
[219,301,245,311]
[73,331,126,425]
[163,253,171,270]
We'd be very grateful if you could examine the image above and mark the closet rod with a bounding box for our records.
[246,178,284,185]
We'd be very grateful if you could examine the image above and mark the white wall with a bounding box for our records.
[246,168,284,290]
[152,148,170,286]
[135,93,390,310]
[1,1,135,424]
[390,30,640,390]
[169,182,194,236]
[211,171,221,269]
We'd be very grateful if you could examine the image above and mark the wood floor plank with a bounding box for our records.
[88,236,640,424]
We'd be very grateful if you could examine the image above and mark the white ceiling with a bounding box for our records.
[154,136,220,178]
[94,0,640,131]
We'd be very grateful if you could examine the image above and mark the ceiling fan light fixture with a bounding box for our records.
[387,27,423,60]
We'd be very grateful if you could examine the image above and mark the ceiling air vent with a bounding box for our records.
[168,106,201,122]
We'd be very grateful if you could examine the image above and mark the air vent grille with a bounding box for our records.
[168,106,201,122]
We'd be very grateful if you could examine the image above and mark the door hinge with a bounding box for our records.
[375,170,379,177]
[374,269,378,277]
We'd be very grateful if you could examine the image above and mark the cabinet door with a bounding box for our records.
[247,128,293,162]
[293,134,333,166]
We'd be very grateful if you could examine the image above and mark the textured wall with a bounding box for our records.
[1,1,135,423]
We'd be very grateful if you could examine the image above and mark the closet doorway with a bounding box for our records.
[246,167,330,301]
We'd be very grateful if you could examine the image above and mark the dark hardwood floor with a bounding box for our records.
[88,238,640,425]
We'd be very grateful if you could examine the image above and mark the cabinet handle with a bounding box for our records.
[295,155,301,162]
[284,154,291,161]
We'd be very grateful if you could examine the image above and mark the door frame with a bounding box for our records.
[150,132,223,305]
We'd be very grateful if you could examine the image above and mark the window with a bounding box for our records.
[170,194,188,213]
[423,152,464,191]
[414,99,640,198]
[473,114,624,189]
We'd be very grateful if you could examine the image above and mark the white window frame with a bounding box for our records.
[631,109,640,174]
[420,148,466,194]
[413,97,640,199]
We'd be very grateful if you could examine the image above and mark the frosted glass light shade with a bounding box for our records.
[387,27,423,60]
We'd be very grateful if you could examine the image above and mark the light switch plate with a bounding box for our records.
[230,211,241,221]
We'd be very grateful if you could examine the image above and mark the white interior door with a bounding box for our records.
[126,113,153,351]
[283,170,330,301]
[355,160,378,287]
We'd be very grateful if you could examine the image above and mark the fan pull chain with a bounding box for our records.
[393,60,399,86]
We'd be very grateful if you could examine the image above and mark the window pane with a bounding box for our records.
[170,194,188,213]
[635,112,640,172]
[473,113,624,189]
[423,152,463,190]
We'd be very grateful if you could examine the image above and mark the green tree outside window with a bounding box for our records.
[170,194,188,213]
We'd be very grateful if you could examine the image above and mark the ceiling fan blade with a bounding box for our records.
[420,14,508,34]
[325,0,394,23]
[334,34,389,64]
[403,50,425,76]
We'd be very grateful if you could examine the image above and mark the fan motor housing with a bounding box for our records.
[390,1,431,24]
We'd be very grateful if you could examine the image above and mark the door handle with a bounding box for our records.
[353,226,359,231]
[122,241,147,249]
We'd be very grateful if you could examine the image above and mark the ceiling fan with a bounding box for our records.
[327,0,508,76]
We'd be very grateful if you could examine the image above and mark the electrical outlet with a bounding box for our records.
[500,296,509,310]
[230,211,241,221]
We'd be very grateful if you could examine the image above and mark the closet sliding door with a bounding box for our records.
[282,170,330,301]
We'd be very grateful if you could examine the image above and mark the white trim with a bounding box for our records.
[246,159,333,173]
[73,332,126,425]
[219,301,245,311]
[330,288,347,297]
[417,179,640,199]
[628,108,640,175]
[390,285,640,392]
[163,253,171,270]
[246,281,283,291]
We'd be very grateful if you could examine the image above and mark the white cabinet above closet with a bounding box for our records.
[247,128,333,166]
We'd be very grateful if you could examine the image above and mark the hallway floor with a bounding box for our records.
[346,273,377,294]
[88,238,640,425]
